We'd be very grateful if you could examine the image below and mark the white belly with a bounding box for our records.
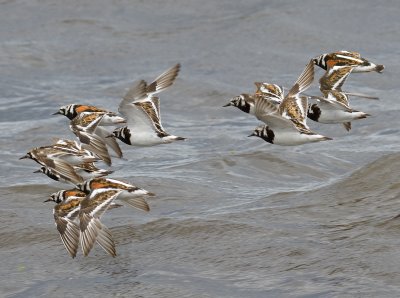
[131,132,165,146]
[273,131,328,146]
[318,110,365,123]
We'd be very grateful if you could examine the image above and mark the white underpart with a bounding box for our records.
[272,128,328,146]
[318,109,367,123]
[130,131,169,146]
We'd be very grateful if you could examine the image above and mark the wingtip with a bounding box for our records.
[376,64,385,73]
[343,122,352,132]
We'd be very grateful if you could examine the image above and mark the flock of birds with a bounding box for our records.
[20,64,185,258]
[19,50,384,258]
[224,50,384,145]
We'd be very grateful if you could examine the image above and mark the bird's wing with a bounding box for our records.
[53,198,82,258]
[310,95,353,112]
[120,80,149,107]
[319,65,353,91]
[254,96,280,123]
[287,59,314,97]
[146,63,180,96]
[134,99,166,134]
[40,158,84,184]
[78,189,121,257]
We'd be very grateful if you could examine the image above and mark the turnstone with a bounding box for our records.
[53,104,125,126]
[53,63,180,123]
[70,114,113,165]
[223,83,283,115]
[313,50,384,73]
[249,60,332,146]
[111,80,186,146]
[34,163,84,185]
[77,177,153,212]
[70,111,123,160]
[21,142,100,165]
[46,188,123,257]
[223,93,261,114]
[21,148,86,184]
[308,92,370,131]
[307,65,370,131]
[34,160,113,184]
[45,189,86,258]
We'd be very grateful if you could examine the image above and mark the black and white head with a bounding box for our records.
[312,54,327,70]
[307,103,321,122]
[223,95,251,113]
[249,124,266,138]
[76,181,91,194]
[19,151,34,160]
[45,190,66,203]
[53,104,78,120]
[248,124,274,144]
[112,127,132,145]
[34,166,47,175]
[34,166,60,181]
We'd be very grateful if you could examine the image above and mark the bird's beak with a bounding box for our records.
[33,169,41,173]
[248,133,256,137]
[223,102,232,107]
[19,154,29,160]
[43,198,52,203]
[52,111,61,115]
[105,134,114,138]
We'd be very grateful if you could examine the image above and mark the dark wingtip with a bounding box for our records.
[376,65,385,73]
[343,122,351,132]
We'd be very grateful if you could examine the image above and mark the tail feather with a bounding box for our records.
[358,113,370,119]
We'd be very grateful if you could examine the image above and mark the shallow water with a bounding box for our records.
[1,0,400,297]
